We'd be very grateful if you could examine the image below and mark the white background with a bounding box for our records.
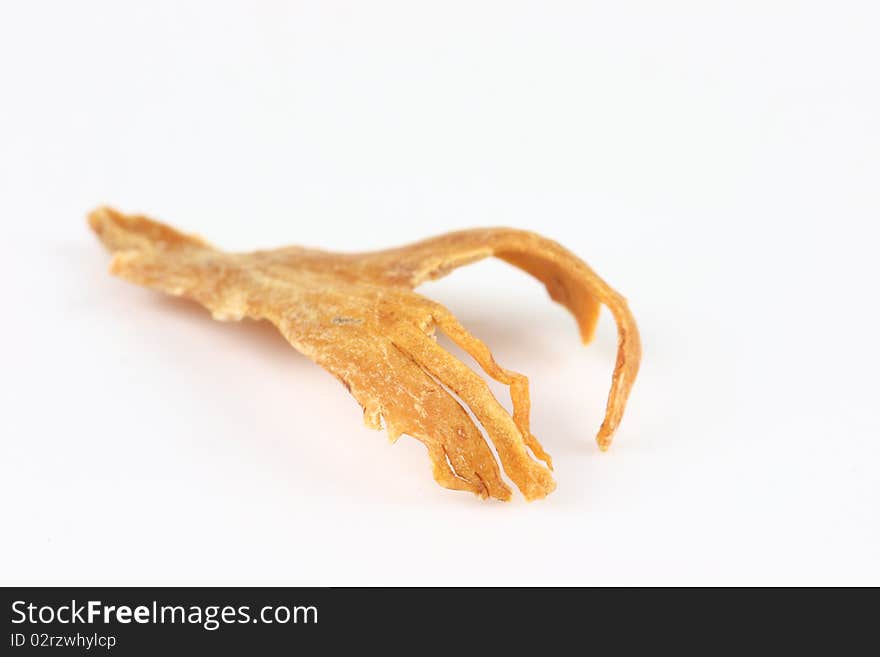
[1,1,878,586]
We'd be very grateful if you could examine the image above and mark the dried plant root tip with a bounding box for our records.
[578,288,640,452]
[430,306,553,470]
[393,323,556,501]
[89,206,211,254]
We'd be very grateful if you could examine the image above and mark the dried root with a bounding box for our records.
[89,207,641,501]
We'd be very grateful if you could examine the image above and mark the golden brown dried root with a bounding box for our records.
[89,207,641,501]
